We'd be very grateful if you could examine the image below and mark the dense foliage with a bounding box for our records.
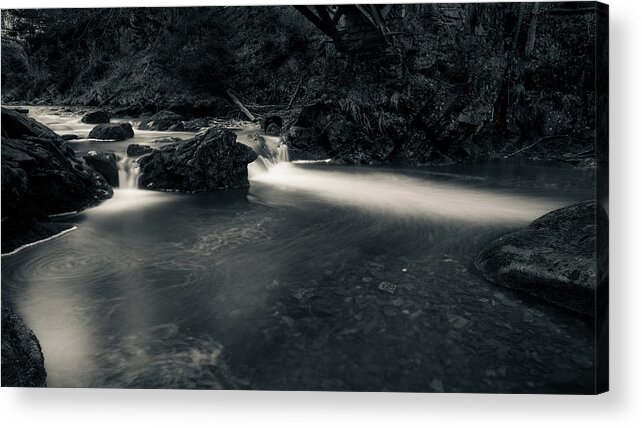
[1,3,600,163]
[1,7,319,111]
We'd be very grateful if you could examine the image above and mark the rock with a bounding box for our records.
[1,106,59,140]
[138,127,258,192]
[262,115,283,136]
[80,110,110,124]
[284,102,394,163]
[475,201,607,316]
[152,136,183,144]
[82,151,119,187]
[284,102,332,160]
[1,108,112,252]
[266,123,282,136]
[168,118,210,132]
[378,282,397,294]
[88,123,134,141]
[448,315,470,329]
[138,110,183,131]
[127,144,153,157]
[61,134,79,140]
[284,126,329,161]
[1,304,47,387]
[12,107,29,114]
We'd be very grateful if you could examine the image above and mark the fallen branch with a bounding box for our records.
[504,135,569,159]
[225,89,256,122]
[287,76,304,110]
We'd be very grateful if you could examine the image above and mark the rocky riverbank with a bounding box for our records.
[1,107,113,253]
[1,304,47,387]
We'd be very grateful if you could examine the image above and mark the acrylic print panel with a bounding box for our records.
[1,2,608,393]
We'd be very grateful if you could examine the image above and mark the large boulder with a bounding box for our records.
[475,201,607,316]
[81,110,110,124]
[1,107,113,252]
[283,102,333,161]
[88,123,134,141]
[1,107,59,140]
[284,102,395,164]
[1,304,47,387]
[127,144,153,157]
[138,110,183,131]
[138,127,258,192]
[82,151,119,187]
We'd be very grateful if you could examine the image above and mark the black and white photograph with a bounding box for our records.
[2,2,608,395]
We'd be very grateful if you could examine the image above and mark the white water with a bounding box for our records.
[24,105,571,225]
[247,134,290,178]
[251,163,567,223]
[117,156,141,189]
[246,136,568,224]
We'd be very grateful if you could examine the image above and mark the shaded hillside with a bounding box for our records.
[1,3,600,164]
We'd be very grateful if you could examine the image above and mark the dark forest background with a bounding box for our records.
[1,3,600,164]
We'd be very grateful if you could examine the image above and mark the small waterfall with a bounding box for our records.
[117,156,141,189]
[248,135,289,178]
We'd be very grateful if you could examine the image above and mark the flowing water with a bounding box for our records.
[1,106,597,392]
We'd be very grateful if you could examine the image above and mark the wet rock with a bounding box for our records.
[152,136,183,144]
[1,304,47,387]
[81,110,110,124]
[61,134,79,140]
[390,298,404,307]
[138,127,258,192]
[11,107,29,114]
[408,309,423,321]
[1,109,112,252]
[127,144,153,157]
[284,101,394,164]
[1,106,59,140]
[88,123,134,141]
[82,151,119,187]
[475,201,606,316]
[1,108,112,220]
[139,110,183,131]
[378,282,397,294]
[266,123,282,136]
[262,115,283,132]
[168,118,210,132]
[448,314,470,329]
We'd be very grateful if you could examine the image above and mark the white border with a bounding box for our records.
[2,1,641,428]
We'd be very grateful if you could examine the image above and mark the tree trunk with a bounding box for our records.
[512,3,526,52]
[525,3,540,57]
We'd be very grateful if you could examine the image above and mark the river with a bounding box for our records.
[1,106,597,392]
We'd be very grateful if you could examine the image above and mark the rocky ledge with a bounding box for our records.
[1,107,113,253]
[138,127,257,192]
[1,304,47,387]
[475,201,607,316]
[284,101,395,165]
